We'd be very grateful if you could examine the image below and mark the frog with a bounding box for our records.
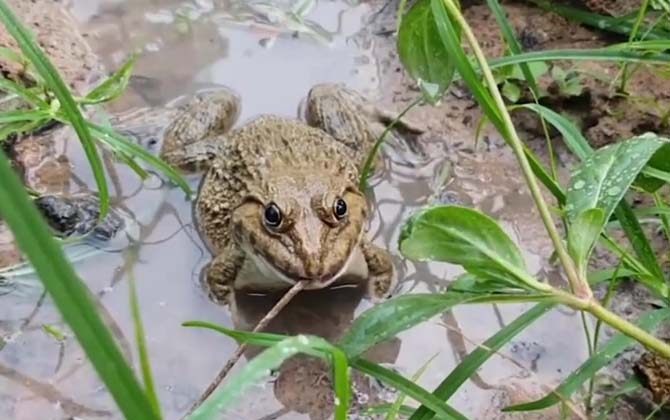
[160,83,425,305]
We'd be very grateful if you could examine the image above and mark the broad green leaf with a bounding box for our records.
[82,56,136,105]
[636,143,670,192]
[566,134,670,223]
[504,308,669,412]
[0,150,158,419]
[338,292,479,357]
[409,302,553,420]
[397,0,459,102]
[399,206,546,291]
[189,335,350,420]
[568,208,605,276]
[0,0,110,217]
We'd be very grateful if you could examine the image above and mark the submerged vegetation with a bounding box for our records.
[0,0,669,419]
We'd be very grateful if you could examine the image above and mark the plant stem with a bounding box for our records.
[577,297,670,357]
[619,0,651,91]
[442,0,590,299]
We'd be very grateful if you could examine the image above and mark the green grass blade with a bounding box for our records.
[408,302,553,420]
[528,0,670,40]
[510,104,591,160]
[386,353,439,420]
[0,0,110,217]
[0,109,50,123]
[187,335,350,420]
[614,201,667,296]
[430,0,504,132]
[351,359,469,420]
[485,0,540,97]
[359,97,422,191]
[183,322,468,420]
[0,76,47,107]
[86,122,192,197]
[0,150,158,419]
[82,56,136,105]
[127,251,162,418]
[486,48,670,70]
[504,308,669,412]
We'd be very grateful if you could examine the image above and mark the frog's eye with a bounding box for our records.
[263,202,283,228]
[333,197,348,220]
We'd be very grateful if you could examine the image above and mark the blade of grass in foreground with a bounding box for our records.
[0,0,110,217]
[187,335,350,420]
[182,322,469,420]
[127,249,162,418]
[408,302,553,420]
[0,150,158,420]
[504,308,669,412]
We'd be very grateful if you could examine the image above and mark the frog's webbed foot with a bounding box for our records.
[202,245,246,306]
[160,88,241,172]
[360,239,397,301]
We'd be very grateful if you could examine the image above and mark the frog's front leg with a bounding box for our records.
[203,245,246,306]
[360,239,397,301]
[160,136,227,173]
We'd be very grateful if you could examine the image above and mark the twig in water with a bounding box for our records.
[184,281,307,417]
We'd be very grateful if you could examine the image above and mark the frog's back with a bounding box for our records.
[195,115,360,253]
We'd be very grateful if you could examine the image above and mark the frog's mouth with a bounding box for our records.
[248,249,356,290]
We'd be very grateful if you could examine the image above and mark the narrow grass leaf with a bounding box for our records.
[0,151,158,419]
[430,0,504,130]
[0,0,110,217]
[486,48,670,71]
[510,103,591,160]
[528,0,670,40]
[187,335,349,420]
[0,109,49,123]
[386,353,439,420]
[614,201,667,297]
[82,56,136,105]
[485,0,540,97]
[352,359,469,420]
[409,302,554,420]
[87,122,192,197]
[127,252,162,418]
[504,308,669,412]
[397,0,458,102]
[0,76,47,107]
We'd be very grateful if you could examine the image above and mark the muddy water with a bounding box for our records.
[2,1,592,419]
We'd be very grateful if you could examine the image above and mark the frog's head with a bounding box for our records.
[231,171,367,289]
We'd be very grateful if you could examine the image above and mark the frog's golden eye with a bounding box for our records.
[263,202,282,228]
[333,197,348,220]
